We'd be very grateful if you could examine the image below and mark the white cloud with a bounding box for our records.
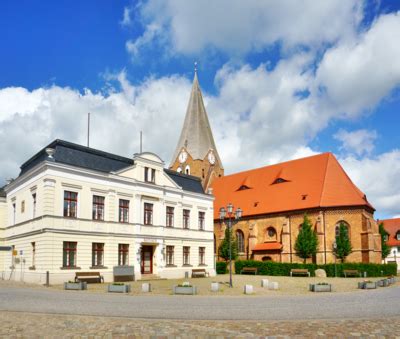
[129,0,362,56]
[121,6,133,27]
[334,129,377,156]
[340,151,400,218]
[315,11,400,116]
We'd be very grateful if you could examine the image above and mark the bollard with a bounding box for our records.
[261,279,269,288]
[46,271,50,287]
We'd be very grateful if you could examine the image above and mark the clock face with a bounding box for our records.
[179,150,188,163]
[208,151,216,165]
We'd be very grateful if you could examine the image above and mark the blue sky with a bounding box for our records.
[1,0,400,219]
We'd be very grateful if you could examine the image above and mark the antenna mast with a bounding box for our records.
[87,112,90,147]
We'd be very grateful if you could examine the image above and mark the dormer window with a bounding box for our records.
[237,185,251,191]
[396,232,400,241]
[272,178,288,184]
[144,167,155,183]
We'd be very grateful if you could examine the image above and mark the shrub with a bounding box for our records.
[216,261,227,274]
[234,260,397,277]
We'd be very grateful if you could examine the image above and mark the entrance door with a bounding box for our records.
[141,246,153,274]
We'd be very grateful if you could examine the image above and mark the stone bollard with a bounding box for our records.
[211,282,219,292]
[268,282,279,290]
[142,282,152,293]
[244,284,254,294]
[261,279,269,288]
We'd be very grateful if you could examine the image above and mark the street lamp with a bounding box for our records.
[219,204,242,288]
[333,241,337,278]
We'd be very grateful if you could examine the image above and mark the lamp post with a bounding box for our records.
[219,203,242,288]
[333,241,337,278]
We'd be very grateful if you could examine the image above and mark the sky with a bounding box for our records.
[0,0,399,219]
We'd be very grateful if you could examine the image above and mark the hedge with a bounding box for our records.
[234,260,397,277]
[216,261,227,274]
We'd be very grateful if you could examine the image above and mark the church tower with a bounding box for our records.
[170,69,224,191]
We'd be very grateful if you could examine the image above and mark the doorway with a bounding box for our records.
[141,246,153,274]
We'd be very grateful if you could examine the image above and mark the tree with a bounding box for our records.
[334,222,352,262]
[294,214,318,264]
[218,226,238,262]
[379,222,391,260]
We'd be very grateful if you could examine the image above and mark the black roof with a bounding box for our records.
[164,169,204,194]
[20,140,134,175]
[19,139,205,195]
[0,186,5,198]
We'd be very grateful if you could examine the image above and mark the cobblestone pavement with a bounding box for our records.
[0,311,399,338]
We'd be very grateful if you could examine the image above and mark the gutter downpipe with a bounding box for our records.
[323,210,327,264]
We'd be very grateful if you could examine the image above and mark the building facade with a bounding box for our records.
[0,140,215,284]
[381,218,400,269]
[212,153,382,264]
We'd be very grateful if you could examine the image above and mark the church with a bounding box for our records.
[169,71,382,265]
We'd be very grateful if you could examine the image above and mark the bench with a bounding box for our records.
[290,269,310,277]
[240,267,258,275]
[191,269,209,278]
[75,272,104,283]
[343,269,361,278]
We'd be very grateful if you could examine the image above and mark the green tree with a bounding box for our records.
[379,222,391,260]
[294,214,318,263]
[218,226,238,262]
[334,222,352,262]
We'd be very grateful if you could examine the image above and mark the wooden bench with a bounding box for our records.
[75,272,104,283]
[191,269,209,278]
[290,269,310,277]
[343,269,361,278]
[240,267,258,275]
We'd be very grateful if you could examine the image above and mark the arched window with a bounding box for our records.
[262,256,272,262]
[185,165,190,175]
[266,226,277,241]
[236,230,245,253]
[177,167,182,173]
[335,220,350,238]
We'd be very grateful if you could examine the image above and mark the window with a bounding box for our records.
[31,242,36,268]
[144,167,155,183]
[118,244,129,265]
[177,167,182,173]
[119,199,129,223]
[21,200,25,213]
[12,203,16,225]
[236,230,245,253]
[166,206,174,227]
[92,243,104,267]
[199,247,205,265]
[335,221,350,238]
[396,232,400,241]
[183,209,190,229]
[262,256,272,262]
[63,191,77,218]
[183,246,190,265]
[185,165,190,175]
[383,234,389,242]
[92,196,105,221]
[144,203,153,225]
[63,242,77,268]
[32,193,37,218]
[267,227,277,239]
[166,246,174,266]
[198,211,205,230]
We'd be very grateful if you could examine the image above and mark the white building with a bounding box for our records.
[381,218,400,270]
[0,140,215,284]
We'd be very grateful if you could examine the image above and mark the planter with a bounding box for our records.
[64,282,87,290]
[173,285,197,295]
[243,284,254,294]
[113,266,135,282]
[211,282,219,292]
[388,277,396,284]
[309,284,332,292]
[377,279,389,287]
[141,283,152,293]
[359,281,377,289]
[108,284,131,293]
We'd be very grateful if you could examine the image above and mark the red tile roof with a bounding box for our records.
[381,218,400,247]
[253,242,283,251]
[212,153,373,219]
